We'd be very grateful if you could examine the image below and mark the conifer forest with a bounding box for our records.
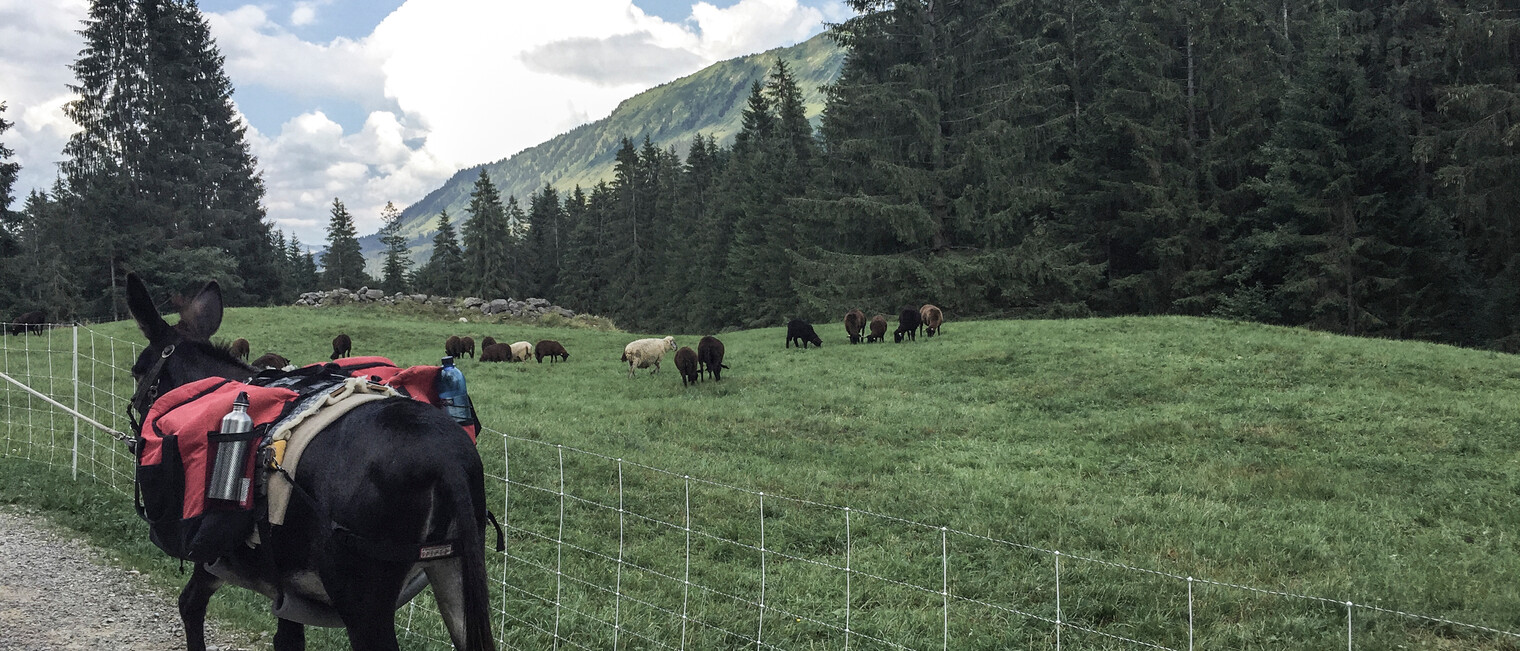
[2,0,1518,349]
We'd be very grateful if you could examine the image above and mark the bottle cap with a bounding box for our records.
[234,392,250,409]
[441,356,454,366]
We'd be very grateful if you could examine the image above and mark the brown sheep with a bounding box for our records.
[480,343,512,362]
[844,309,866,344]
[459,336,475,358]
[698,336,728,381]
[445,335,462,358]
[250,352,290,370]
[481,336,498,349]
[673,346,700,386]
[867,314,888,343]
[920,304,944,337]
[894,308,921,343]
[9,310,44,335]
[229,338,250,360]
[535,340,569,363]
[330,333,352,359]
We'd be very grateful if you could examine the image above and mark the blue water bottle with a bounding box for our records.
[437,356,474,426]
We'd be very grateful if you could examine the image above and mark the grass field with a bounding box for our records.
[3,305,1520,649]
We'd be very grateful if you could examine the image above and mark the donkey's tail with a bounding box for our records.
[445,468,497,651]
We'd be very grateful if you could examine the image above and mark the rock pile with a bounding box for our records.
[295,288,577,319]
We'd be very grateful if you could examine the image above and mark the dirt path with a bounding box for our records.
[0,509,246,651]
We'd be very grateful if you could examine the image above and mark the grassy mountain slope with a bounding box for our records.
[6,313,1520,648]
[360,33,844,266]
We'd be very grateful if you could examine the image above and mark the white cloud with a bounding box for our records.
[290,2,318,27]
[207,7,388,107]
[0,0,89,200]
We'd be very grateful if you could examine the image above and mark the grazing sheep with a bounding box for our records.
[330,333,352,359]
[481,336,497,350]
[228,338,250,360]
[445,335,462,358]
[697,335,729,381]
[459,336,475,358]
[250,352,290,370]
[894,308,921,343]
[507,341,533,362]
[868,314,888,343]
[786,319,823,349]
[9,311,44,335]
[622,336,676,378]
[535,340,569,364]
[480,343,512,362]
[844,309,866,344]
[920,304,944,337]
[674,347,700,386]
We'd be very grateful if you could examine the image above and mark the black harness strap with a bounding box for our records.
[127,344,176,438]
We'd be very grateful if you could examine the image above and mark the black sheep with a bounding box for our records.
[535,339,569,363]
[698,335,729,381]
[894,308,921,343]
[331,333,352,359]
[9,310,44,336]
[786,319,823,348]
[674,346,701,386]
[867,314,888,343]
[844,309,866,344]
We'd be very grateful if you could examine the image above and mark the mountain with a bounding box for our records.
[359,32,845,267]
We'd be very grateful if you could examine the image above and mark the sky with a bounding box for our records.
[0,0,851,245]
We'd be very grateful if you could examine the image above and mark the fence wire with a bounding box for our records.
[1,322,1518,650]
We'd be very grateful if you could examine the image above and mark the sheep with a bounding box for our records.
[331,333,352,359]
[622,336,676,378]
[481,336,498,350]
[867,314,888,343]
[459,335,476,358]
[250,352,290,370]
[674,347,700,386]
[535,340,569,363]
[920,304,944,337]
[894,308,921,343]
[844,309,866,344]
[9,311,44,335]
[510,341,533,362]
[445,335,462,358]
[480,343,512,362]
[698,335,729,381]
[786,319,823,348]
[229,338,250,360]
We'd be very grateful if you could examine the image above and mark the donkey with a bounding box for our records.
[125,273,496,651]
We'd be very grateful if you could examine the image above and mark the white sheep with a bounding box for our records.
[622,336,676,378]
[510,341,533,362]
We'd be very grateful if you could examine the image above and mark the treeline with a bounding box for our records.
[416,0,1520,346]
[0,0,311,322]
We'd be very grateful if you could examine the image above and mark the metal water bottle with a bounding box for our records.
[207,392,254,502]
[437,356,473,426]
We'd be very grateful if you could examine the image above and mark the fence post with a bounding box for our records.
[552,445,565,651]
[500,433,509,646]
[1188,577,1194,651]
[844,507,851,651]
[756,492,766,651]
[941,527,949,651]
[71,325,79,480]
[614,458,625,649]
[1055,551,1062,651]
[1346,601,1353,651]
[680,475,691,651]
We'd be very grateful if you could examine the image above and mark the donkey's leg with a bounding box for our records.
[423,558,471,649]
[273,618,306,651]
[319,555,410,651]
[179,564,224,651]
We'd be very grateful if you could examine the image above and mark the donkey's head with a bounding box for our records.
[126,273,251,418]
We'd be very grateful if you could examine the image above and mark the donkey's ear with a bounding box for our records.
[126,273,172,343]
[177,281,224,340]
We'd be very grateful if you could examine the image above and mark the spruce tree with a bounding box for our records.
[461,170,513,299]
[321,198,368,289]
[417,210,465,297]
[0,102,16,218]
[525,185,565,299]
[377,201,412,295]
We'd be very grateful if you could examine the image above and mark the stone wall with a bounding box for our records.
[295,288,577,319]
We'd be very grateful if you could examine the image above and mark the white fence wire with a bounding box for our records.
[2,321,1518,650]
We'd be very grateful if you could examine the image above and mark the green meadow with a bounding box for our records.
[3,305,1519,650]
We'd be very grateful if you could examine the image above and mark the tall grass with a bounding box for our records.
[3,306,1518,649]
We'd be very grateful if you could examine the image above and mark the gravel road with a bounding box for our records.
[0,509,245,651]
